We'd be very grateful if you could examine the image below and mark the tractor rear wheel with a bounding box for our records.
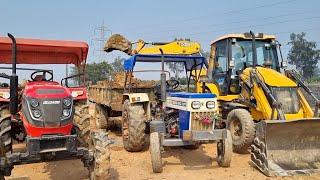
[0,105,12,154]
[74,103,91,148]
[150,132,162,173]
[227,109,255,154]
[122,100,146,152]
[89,130,111,180]
[217,130,232,167]
[94,104,108,129]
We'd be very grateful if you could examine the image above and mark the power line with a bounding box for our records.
[123,0,298,32]
[137,10,318,37]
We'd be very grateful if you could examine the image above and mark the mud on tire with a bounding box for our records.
[94,104,108,130]
[150,132,162,173]
[227,109,255,154]
[0,105,12,154]
[217,130,232,167]
[122,100,146,152]
[89,130,111,180]
[74,102,91,147]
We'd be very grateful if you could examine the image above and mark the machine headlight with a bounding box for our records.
[63,109,71,117]
[63,98,72,107]
[32,109,42,118]
[0,92,10,99]
[30,99,39,108]
[206,101,215,109]
[191,101,201,109]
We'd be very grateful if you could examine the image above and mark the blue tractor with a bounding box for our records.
[121,53,232,173]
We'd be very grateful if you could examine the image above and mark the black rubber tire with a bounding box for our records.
[74,103,91,148]
[227,109,255,154]
[217,130,232,167]
[122,100,146,152]
[0,105,12,154]
[150,132,162,173]
[89,130,111,180]
[95,104,108,129]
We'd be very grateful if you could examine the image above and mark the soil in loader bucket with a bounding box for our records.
[104,34,132,55]
[251,119,320,176]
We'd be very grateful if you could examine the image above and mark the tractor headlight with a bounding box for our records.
[63,98,72,107]
[32,109,42,118]
[0,92,10,99]
[191,101,201,109]
[30,99,39,108]
[62,109,71,117]
[206,101,215,109]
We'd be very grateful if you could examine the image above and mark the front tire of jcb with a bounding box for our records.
[150,132,162,173]
[227,109,255,154]
[89,130,111,180]
[217,130,232,167]
[122,100,146,152]
[0,106,12,154]
[74,103,91,148]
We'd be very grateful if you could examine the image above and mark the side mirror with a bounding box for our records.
[281,60,288,69]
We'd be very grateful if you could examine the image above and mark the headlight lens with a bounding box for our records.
[32,109,42,118]
[30,99,39,108]
[191,101,201,109]
[0,92,10,99]
[63,109,71,117]
[63,98,72,107]
[206,101,215,109]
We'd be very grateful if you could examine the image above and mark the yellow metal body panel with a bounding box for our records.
[136,40,201,55]
[211,33,276,45]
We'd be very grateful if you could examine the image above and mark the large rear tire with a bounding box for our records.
[122,100,146,152]
[95,104,108,129]
[74,103,91,148]
[217,130,232,167]
[89,130,111,180]
[150,132,162,173]
[0,105,12,154]
[227,109,255,154]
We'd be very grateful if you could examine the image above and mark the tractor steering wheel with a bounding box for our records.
[31,70,53,81]
[166,79,180,90]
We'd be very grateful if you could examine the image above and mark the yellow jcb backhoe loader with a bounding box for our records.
[196,31,320,176]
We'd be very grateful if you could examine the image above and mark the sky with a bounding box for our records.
[1,0,319,80]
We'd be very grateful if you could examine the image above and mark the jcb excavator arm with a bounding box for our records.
[104,34,201,55]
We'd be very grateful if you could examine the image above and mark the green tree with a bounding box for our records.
[111,56,125,73]
[288,32,320,79]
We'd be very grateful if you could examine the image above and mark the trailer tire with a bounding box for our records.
[122,100,146,152]
[150,132,162,173]
[227,109,255,154]
[74,103,91,148]
[217,130,232,167]
[89,130,111,180]
[95,104,108,129]
[0,105,12,154]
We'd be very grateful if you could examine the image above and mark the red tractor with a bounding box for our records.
[0,34,110,179]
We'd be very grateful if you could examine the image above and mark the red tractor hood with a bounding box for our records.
[24,81,71,99]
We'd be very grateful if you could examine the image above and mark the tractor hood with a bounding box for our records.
[22,81,74,128]
[241,67,297,87]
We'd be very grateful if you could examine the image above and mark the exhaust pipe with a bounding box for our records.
[7,33,19,114]
[250,31,257,69]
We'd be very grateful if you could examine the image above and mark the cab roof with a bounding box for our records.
[124,54,206,71]
[0,36,88,66]
[211,33,276,45]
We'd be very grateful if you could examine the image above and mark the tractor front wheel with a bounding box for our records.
[150,132,162,173]
[74,103,91,147]
[217,130,232,167]
[94,104,108,129]
[227,109,255,154]
[89,130,111,180]
[122,100,146,152]
[0,105,12,154]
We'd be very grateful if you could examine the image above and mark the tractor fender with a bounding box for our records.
[122,93,150,119]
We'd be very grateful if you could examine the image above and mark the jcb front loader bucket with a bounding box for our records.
[251,119,320,176]
[104,34,132,55]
